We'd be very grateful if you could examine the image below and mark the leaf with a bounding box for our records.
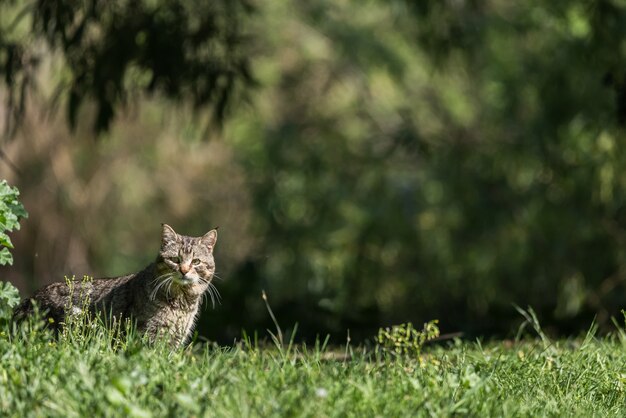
[0,232,12,248]
[0,281,21,320]
[0,248,13,266]
[0,181,27,266]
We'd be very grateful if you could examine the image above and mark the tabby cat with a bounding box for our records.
[13,224,219,347]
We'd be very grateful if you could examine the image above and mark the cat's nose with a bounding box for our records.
[180,264,191,274]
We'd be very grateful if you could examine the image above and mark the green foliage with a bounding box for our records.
[219,0,626,338]
[2,310,626,416]
[0,0,252,132]
[376,320,440,357]
[0,281,20,328]
[0,180,26,266]
[4,0,626,341]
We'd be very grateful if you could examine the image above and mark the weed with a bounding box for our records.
[376,320,440,358]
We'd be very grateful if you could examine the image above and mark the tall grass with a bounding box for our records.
[2,299,626,417]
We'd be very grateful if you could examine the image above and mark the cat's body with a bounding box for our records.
[13,224,218,347]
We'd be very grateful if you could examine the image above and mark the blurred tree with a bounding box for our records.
[218,0,626,339]
[3,0,626,343]
[0,0,253,133]
[393,0,626,330]
[403,0,626,125]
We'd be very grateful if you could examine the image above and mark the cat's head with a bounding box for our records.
[156,224,218,293]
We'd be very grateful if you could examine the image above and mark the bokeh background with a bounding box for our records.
[2,0,626,343]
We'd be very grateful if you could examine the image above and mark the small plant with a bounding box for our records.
[0,280,20,329]
[0,180,27,266]
[376,320,440,357]
[57,275,141,351]
[60,276,94,340]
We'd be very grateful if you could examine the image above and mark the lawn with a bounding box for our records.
[2,312,626,418]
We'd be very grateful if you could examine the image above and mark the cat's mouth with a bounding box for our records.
[174,274,196,285]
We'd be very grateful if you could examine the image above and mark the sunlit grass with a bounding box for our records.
[2,308,626,417]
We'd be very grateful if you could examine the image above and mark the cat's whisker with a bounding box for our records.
[158,274,173,288]
[205,287,215,307]
[206,285,216,308]
[150,274,173,300]
[152,279,168,300]
[209,282,222,302]
[208,282,221,307]
[149,273,175,300]
[150,272,172,285]
[155,276,169,300]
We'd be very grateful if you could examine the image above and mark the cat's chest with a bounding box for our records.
[140,301,200,341]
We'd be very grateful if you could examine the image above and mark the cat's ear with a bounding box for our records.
[201,229,218,252]
[161,224,178,247]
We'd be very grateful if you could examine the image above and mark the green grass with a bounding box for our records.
[2,311,626,418]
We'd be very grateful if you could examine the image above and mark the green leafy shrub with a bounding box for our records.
[0,281,20,329]
[376,320,440,357]
[0,180,27,266]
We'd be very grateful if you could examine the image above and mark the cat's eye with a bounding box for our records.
[170,256,181,263]
[192,258,201,265]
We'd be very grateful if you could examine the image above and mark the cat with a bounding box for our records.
[13,224,219,347]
